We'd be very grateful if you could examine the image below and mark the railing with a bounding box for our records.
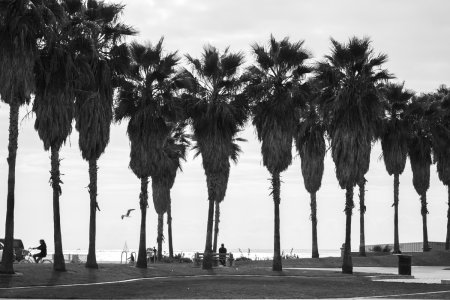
[120,251,128,264]
[51,253,87,263]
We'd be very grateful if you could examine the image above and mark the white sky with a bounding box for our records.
[0,0,449,255]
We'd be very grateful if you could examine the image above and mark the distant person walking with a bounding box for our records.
[32,239,47,263]
[219,243,227,266]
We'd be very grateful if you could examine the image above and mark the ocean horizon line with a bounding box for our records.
[43,248,342,262]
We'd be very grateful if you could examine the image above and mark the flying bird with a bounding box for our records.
[121,209,135,220]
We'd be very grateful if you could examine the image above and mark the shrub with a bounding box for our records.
[382,245,392,253]
[370,244,392,253]
[159,255,193,263]
[236,256,252,262]
[371,245,383,252]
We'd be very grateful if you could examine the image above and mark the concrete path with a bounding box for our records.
[286,266,450,284]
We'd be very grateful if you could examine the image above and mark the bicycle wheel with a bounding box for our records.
[42,259,52,264]
[19,259,31,263]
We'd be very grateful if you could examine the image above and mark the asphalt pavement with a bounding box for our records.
[286,266,450,284]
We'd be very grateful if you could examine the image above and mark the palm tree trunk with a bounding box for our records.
[157,213,163,261]
[0,101,19,274]
[421,193,430,252]
[446,186,450,250]
[342,186,354,274]
[136,177,148,268]
[167,199,173,258]
[359,180,366,256]
[272,172,282,271]
[310,192,319,258]
[202,198,215,269]
[86,159,98,269]
[393,174,401,253]
[213,200,220,253]
[50,146,66,271]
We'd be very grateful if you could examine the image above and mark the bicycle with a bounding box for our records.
[19,248,52,264]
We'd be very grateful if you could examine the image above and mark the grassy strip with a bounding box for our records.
[0,251,449,298]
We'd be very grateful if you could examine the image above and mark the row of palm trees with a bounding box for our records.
[0,0,135,273]
[1,0,449,276]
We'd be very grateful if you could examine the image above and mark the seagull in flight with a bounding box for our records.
[121,209,135,220]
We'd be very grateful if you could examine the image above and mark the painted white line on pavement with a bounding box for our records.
[0,274,344,291]
[356,289,450,299]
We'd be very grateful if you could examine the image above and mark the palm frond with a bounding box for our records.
[246,35,312,175]
[315,36,389,188]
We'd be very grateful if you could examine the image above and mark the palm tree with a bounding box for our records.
[294,82,326,259]
[428,86,450,249]
[0,0,56,274]
[406,95,433,252]
[115,39,186,268]
[151,123,190,260]
[245,35,311,271]
[315,37,391,274]
[380,82,414,253]
[184,45,247,269]
[73,0,135,268]
[33,0,77,271]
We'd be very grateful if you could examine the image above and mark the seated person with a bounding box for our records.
[32,239,47,263]
[219,243,227,266]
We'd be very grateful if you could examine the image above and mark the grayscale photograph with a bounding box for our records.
[0,0,450,298]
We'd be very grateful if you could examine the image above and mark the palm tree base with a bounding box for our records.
[85,262,98,269]
[135,262,147,268]
[359,247,366,257]
[342,255,353,274]
[272,256,282,271]
[0,265,15,275]
[202,251,213,270]
[53,253,66,272]
[342,265,353,274]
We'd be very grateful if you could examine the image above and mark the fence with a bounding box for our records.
[51,253,87,263]
[365,242,446,252]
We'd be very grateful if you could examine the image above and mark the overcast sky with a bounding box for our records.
[1,0,449,255]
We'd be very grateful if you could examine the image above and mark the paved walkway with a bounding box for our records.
[286,266,450,284]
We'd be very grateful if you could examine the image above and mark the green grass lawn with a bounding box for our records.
[0,251,449,299]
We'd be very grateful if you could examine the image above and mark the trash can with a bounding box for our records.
[398,255,412,275]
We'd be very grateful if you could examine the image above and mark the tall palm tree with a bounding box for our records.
[115,39,186,268]
[380,82,414,253]
[184,45,247,270]
[73,0,135,268]
[245,35,311,271]
[165,124,190,258]
[316,37,391,274]
[406,95,433,252]
[294,82,326,259]
[33,0,77,271]
[0,0,56,274]
[429,87,450,249]
[151,123,189,260]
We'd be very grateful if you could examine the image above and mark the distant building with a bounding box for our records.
[365,242,446,252]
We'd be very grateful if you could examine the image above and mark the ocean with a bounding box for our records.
[59,248,341,263]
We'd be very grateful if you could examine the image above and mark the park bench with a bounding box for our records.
[193,252,234,267]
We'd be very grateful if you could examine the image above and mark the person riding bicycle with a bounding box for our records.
[32,239,47,263]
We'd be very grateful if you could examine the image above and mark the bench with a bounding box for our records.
[193,252,234,267]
